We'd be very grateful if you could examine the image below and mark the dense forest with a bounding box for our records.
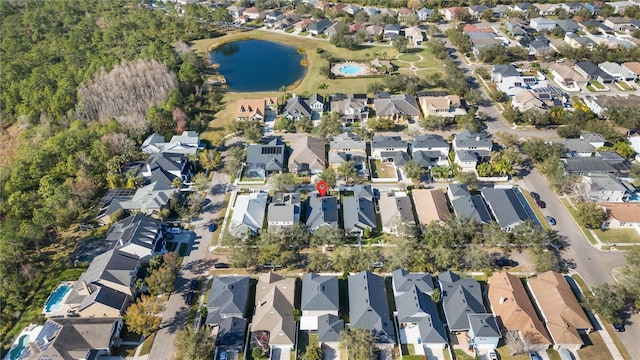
[0,0,222,344]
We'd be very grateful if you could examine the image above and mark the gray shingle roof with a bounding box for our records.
[411,135,449,152]
[104,213,163,256]
[206,276,251,325]
[380,151,410,166]
[301,273,339,311]
[348,271,395,343]
[549,139,595,154]
[468,314,501,338]
[438,272,486,331]
[453,130,493,150]
[306,193,339,231]
[481,188,531,230]
[318,314,344,342]
[418,311,448,345]
[563,157,617,174]
[392,269,435,295]
[372,135,407,150]
[343,187,377,234]
[449,184,492,224]
[373,94,421,117]
[283,96,312,118]
[330,132,366,151]
[492,64,520,77]
[216,317,248,348]
[246,138,286,172]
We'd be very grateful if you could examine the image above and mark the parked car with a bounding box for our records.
[371,261,384,269]
[613,323,625,332]
[528,352,543,360]
[530,191,540,200]
[559,349,574,360]
[214,262,229,269]
[536,199,546,209]
[495,258,519,267]
[185,291,195,305]
[488,350,498,360]
[208,223,217,232]
[546,216,556,226]
[262,262,277,270]
[189,279,198,291]
[167,227,182,234]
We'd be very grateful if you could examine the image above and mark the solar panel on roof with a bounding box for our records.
[36,321,61,350]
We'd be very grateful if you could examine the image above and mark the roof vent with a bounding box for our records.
[499,297,507,304]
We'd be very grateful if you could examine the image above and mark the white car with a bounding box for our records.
[488,350,498,360]
[167,227,182,234]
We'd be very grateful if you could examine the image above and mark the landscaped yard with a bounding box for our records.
[594,228,640,243]
[616,81,633,90]
[578,330,614,360]
[370,159,397,179]
[590,80,606,89]
[398,53,421,62]
[560,198,598,245]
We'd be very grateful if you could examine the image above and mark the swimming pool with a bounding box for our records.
[44,284,71,313]
[629,193,640,202]
[8,334,29,360]
[337,64,365,76]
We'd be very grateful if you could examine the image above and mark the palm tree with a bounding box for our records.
[317,82,328,97]
[279,85,287,104]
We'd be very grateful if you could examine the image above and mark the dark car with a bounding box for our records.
[189,279,198,291]
[545,216,556,226]
[613,323,625,332]
[185,291,195,305]
[495,258,519,267]
[528,352,543,360]
[536,199,546,209]
[214,262,229,269]
[530,191,540,200]
[208,223,217,232]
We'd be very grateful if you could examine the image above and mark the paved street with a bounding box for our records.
[148,171,230,360]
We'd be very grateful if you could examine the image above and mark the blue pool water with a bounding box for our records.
[44,284,71,312]
[9,334,29,360]
[629,193,640,201]
[338,64,365,75]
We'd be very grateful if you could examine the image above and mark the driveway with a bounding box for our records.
[148,171,230,360]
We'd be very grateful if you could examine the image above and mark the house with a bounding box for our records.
[283,94,325,121]
[227,5,245,18]
[511,89,546,112]
[267,192,302,229]
[392,269,447,352]
[373,93,421,122]
[584,2,603,15]
[419,93,467,118]
[96,181,177,225]
[251,273,297,356]
[564,33,597,49]
[404,26,424,45]
[230,192,268,237]
[447,184,492,224]
[603,16,635,31]
[629,133,640,162]
[265,10,284,22]
[468,5,489,19]
[317,314,344,353]
[583,95,640,116]
[534,3,561,15]
[329,132,367,173]
[549,139,595,157]
[288,136,326,175]
[348,271,396,343]
[469,32,504,58]
[410,134,450,168]
[371,136,407,159]
[246,138,286,175]
[300,273,339,330]
[438,271,487,332]
[103,214,165,261]
[315,1,330,10]
[398,7,415,20]
[562,157,617,175]
[333,3,348,13]
[329,94,369,125]
[481,187,532,231]
[504,18,527,34]
[527,271,593,351]
[342,185,377,235]
[383,23,401,40]
[306,192,338,232]
[343,4,361,15]
[243,7,264,20]
[453,131,493,172]
[556,19,580,33]
[581,133,607,148]
[365,24,384,39]
[412,189,451,228]
[294,18,315,32]
[417,7,434,21]
[325,21,346,37]
[441,7,467,21]
[530,17,557,32]
[236,98,278,121]
[601,202,640,230]
[561,2,583,13]
[622,62,640,79]
[468,314,501,350]
[575,61,615,84]
[581,174,634,203]
[599,62,636,81]
[487,272,552,349]
[206,276,251,325]
[491,64,539,96]
[309,18,332,35]
[272,15,301,31]
[18,317,123,360]
[549,63,588,89]
[610,0,637,14]
[141,152,193,186]
[379,192,416,234]
[513,2,533,12]
[141,131,202,155]
[528,38,555,58]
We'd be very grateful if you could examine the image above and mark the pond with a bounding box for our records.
[210,39,306,92]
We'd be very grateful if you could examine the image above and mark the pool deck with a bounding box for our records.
[3,324,43,360]
[42,281,75,317]
[331,61,376,77]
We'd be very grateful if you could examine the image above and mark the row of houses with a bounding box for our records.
[237,92,468,127]
[230,181,536,237]
[204,269,593,360]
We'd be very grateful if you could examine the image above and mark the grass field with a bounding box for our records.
[593,228,640,244]
[191,30,443,142]
[398,53,421,62]
[370,159,397,178]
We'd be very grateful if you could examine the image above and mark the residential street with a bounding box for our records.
[148,171,229,360]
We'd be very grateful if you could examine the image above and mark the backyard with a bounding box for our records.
[370,159,397,179]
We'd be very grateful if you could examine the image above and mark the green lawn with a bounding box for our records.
[370,159,397,178]
[593,228,640,244]
[560,198,598,245]
[398,53,421,62]
[496,347,529,360]
[453,349,476,360]
[139,333,156,356]
[616,82,633,90]
[590,80,606,89]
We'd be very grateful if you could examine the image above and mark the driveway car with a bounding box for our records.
[613,323,625,332]
[495,258,519,267]
[546,216,556,226]
[214,262,229,269]
[488,350,498,360]
[208,223,217,232]
[185,291,195,305]
[371,261,384,268]
[536,199,546,209]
